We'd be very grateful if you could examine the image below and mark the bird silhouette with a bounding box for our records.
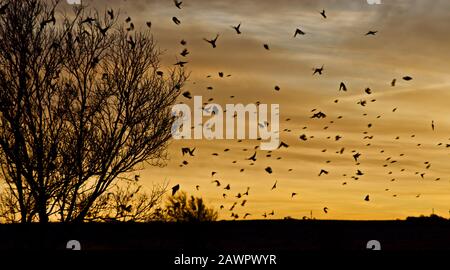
[174,0,183,9]
[365,31,378,36]
[180,48,189,57]
[364,195,370,201]
[313,65,324,75]
[432,120,435,131]
[271,181,277,190]
[146,21,152,28]
[291,193,297,198]
[320,10,327,19]
[232,23,242,34]
[182,91,192,99]
[107,9,114,20]
[319,169,329,176]
[391,79,397,86]
[403,76,413,81]
[224,184,231,190]
[323,207,328,213]
[204,34,219,48]
[339,82,347,91]
[263,44,270,50]
[172,184,180,196]
[294,28,305,37]
[172,17,181,25]
[247,152,257,162]
[265,167,273,174]
[212,180,221,187]
[181,147,195,156]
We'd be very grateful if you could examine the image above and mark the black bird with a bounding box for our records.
[146,21,152,28]
[365,30,378,36]
[232,23,242,34]
[391,78,397,87]
[172,184,180,196]
[313,65,324,75]
[172,17,181,25]
[311,111,327,119]
[41,14,56,28]
[180,48,189,57]
[294,28,305,37]
[212,180,221,187]
[320,10,327,19]
[319,169,329,176]
[299,134,308,141]
[174,0,183,9]
[107,9,114,20]
[204,34,219,48]
[174,61,188,67]
[265,167,273,174]
[291,193,297,198]
[323,207,328,213]
[356,170,364,176]
[271,181,277,190]
[98,25,110,36]
[274,85,280,91]
[364,195,370,201]
[224,184,231,190]
[339,82,347,91]
[125,17,132,23]
[182,91,192,99]
[353,153,361,162]
[403,76,413,81]
[365,88,372,94]
[81,17,95,24]
[263,44,270,50]
[181,147,195,156]
[432,120,435,131]
[278,142,289,149]
[247,152,257,162]
[180,39,187,46]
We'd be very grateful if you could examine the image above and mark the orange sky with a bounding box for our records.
[72,0,450,220]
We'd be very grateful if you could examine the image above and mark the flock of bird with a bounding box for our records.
[118,1,447,220]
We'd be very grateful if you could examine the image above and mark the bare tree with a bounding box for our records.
[165,192,219,222]
[0,0,187,223]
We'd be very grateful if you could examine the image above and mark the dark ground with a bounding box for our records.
[1,219,450,251]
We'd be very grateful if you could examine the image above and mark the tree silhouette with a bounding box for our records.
[165,191,218,222]
[0,0,187,223]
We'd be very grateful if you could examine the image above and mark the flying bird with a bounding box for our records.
[339,82,347,91]
[271,181,277,190]
[364,195,370,201]
[294,28,305,37]
[181,147,195,156]
[313,65,324,75]
[319,169,329,176]
[247,152,257,162]
[171,184,180,196]
[365,31,378,36]
[180,48,189,57]
[263,44,270,50]
[146,21,152,28]
[323,207,328,214]
[212,180,221,187]
[391,79,397,87]
[107,9,114,20]
[204,34,219,48]
[265,167,273,174]
[232,23,242,34]
[320,10,327,19]
[174,0,183,9]
[182,91,192,99]
[172,17,181,25]
[403,76,413,81]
